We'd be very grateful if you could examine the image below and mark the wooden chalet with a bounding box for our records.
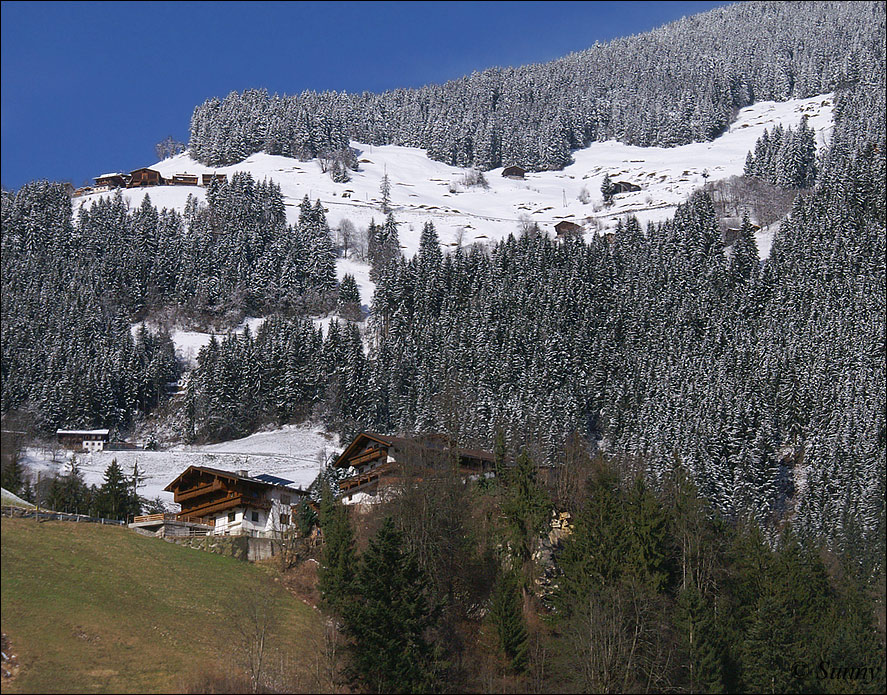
[57,429,109,452]
[94,172,128,189]
[502,165,526,180]
[201,173,227,186]
[127,168,165,188]
[554,220,583,238]
[612,180,641,194]
[169,173,199,186]
[333,432,496,503]
[163,466,306,537]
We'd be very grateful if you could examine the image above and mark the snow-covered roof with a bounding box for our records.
[56,429,110,436]
[96,173,124,179]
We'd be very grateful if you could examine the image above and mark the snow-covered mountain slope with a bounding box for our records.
[75,93,833,278]
[59,94,834,496]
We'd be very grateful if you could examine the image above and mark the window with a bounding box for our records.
[280,495,291,505]
[251,511,259,523]
[279,514,290,526]
[227,512,236,523]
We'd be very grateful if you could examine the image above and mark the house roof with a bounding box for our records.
[96,173,125,179]
[163,465,305,493]
[56,429,109,436]
[334,432,495,468]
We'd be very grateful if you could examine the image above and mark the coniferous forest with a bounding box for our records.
[186,2,882,171]
[1,1,885,692]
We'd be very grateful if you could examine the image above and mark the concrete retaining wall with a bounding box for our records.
[166,535,276,562]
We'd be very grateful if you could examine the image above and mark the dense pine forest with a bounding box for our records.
[1,1,885,691]
[187,1,883,171]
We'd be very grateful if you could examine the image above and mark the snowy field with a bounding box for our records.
[74,93,833,277]
[22,424,341,509]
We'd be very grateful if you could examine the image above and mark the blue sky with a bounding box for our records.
[1,1,728,190]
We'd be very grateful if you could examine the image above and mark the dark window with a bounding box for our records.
[251,511,259,523]
[228,512,236,523]
[279,514,290,526]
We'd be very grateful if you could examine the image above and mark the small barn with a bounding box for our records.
[94,173,128,189]
[502,165,526,180]
[554,220,584,238]
[612,181,641,194]
[127,168,165,187]
[169,173,199,186]
[57,429,110,453]
[201,173,227,186]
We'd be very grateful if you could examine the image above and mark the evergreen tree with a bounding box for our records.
[489,570,529,673]
[343,517,440,694]
[95,459,134,521]
[317,483,356,613]
[601,173,615,204]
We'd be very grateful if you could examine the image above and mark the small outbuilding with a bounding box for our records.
[127,168,165,188]
[502,165,526,180]
[612,181,641,194]
[554,220,584,238]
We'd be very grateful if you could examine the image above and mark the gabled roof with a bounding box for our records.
[333,432,395,468]
[334,432,495,468]
[163,465,305,493]
[57,429,110,436]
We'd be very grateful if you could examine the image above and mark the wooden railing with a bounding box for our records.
[132,512,213,527]
[339,462,394,493]
[133,513,177,523]
[349,447,386,468]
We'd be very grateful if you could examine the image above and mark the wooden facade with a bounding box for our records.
[502,165,526,179]
[127,168,165,188]
[612,180,641,194]
[333,432,496,502]
[201,173,227,186]
[169,173,199,186]
[163,466,306,535]
[554,220,583,237]
[94,173,128,189]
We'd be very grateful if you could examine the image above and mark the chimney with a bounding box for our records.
[237,469,249,478]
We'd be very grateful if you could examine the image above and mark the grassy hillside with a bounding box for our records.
[0,518,323,693]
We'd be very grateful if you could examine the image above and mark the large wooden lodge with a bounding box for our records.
[161,466,306,537]
[333,432,496,503]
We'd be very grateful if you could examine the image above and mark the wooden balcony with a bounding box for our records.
[339,462,394,494]
[174,479,224,503]
[348,447,386,468]
[179,493,271,519]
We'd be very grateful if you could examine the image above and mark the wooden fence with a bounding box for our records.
[1,505,126,526]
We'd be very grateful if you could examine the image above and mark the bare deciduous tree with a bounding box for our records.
[230,591,278,693]
[155,136,186,161]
